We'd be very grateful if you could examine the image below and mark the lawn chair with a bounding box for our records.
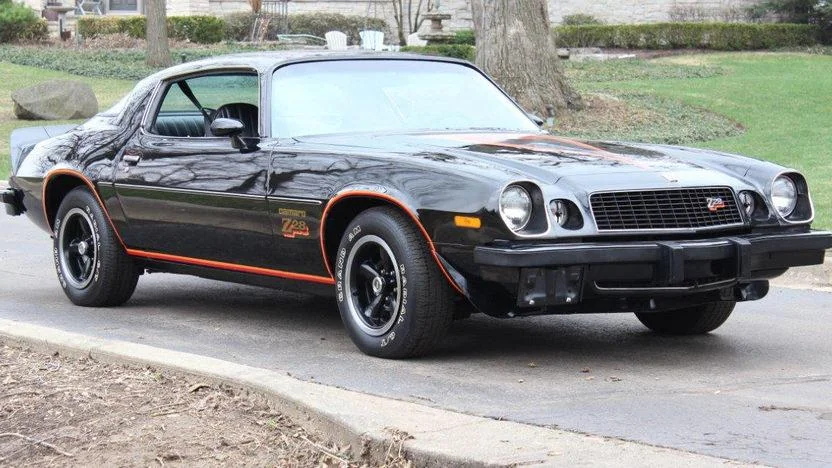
[325,31,348,51]
[75,0,103,15]
[360,30,385,51]
[406,32,427,47]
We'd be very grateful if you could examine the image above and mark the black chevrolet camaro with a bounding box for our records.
[4,51,831,358]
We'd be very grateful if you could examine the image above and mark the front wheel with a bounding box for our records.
[334,207,455,359]
[635,302,735,335]
[53,187,140,307]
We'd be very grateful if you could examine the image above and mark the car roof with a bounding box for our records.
[151,50,469,81]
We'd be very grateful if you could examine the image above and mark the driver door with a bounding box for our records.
[113,72,276,269]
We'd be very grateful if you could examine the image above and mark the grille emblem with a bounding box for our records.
[707,197,726,212]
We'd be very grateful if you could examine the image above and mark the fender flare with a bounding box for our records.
[41,168,128,249]
[319,189,464,295]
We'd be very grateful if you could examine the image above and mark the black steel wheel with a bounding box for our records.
[53,187,140,307]
[636,302,735,335]
[335,206,455,358]
[57,207,97,290]
[344,235,402,337]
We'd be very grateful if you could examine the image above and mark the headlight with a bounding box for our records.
[551,200,569,227]
[738,191,756,217]
[500,185,532,231]
[771,176,798,218]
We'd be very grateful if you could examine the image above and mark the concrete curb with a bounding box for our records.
[0,318,749,467]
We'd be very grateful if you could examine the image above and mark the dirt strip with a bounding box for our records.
[0,341,411,467]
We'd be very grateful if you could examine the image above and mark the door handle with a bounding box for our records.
[123,154,142,165]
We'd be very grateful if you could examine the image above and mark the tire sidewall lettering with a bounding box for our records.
[54,201,104,292]
[337,224,412,349]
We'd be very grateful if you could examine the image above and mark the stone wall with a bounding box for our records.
[207,0,760,29]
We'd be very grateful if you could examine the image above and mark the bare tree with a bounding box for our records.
[145,0,172,67]
[470,0,582,114]
[391,0,430,45]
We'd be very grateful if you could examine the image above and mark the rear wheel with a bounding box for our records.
[53,187,139,307]
[335,207,455,359]
[636,302,735,335]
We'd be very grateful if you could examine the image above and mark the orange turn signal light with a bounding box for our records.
[454,215,482,229]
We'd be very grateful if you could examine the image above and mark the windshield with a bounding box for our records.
[270,60,539,137]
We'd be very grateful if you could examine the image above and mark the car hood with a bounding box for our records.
[295,131,754,190]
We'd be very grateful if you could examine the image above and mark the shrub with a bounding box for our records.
[552,22,821,50]
[223,12,261,41]
[450,29,475,45]
[288,13,388,45]
[561,14,603,26]
[168,16,225,43]
[0,1,48,43]
[78,15,224,43]
[400,44,476,62]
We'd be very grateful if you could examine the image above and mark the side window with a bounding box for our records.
[150,73,260,138]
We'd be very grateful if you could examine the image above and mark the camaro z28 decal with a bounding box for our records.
[278,208,310,238]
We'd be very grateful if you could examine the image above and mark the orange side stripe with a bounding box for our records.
[42,168,129,249]
[126,249,336,285]
[320,190,464,295]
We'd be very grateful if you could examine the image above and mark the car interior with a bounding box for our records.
[150,73,260,139]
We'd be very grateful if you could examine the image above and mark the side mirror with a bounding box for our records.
[210,118,245,137]
[528,113,545,128]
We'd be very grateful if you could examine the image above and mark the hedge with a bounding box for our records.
[0,0,48,43]
[224,12,388,44]
[77,15,225,43]
[79,13,387,45]
[552,23,820,50]
[400,44,476,62]
[288,13,388,45]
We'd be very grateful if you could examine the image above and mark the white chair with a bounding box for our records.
[325,31,348,51]
[406,32,427,47]
[360,30,385,51]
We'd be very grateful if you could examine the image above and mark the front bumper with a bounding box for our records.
[2,187,24,216]
[471,231,832,314]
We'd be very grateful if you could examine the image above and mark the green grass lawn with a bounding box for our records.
[0,62,134,180]
[584,52,832,227]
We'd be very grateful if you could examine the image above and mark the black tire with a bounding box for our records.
[334,206,455,358]
[635,302,735,335]
[53,187,140,307]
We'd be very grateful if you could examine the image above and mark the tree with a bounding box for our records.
[469,0,582,115]
[391,0,430,45]
[145,0,171,67]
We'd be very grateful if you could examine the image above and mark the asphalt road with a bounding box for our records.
[2,214,831,467]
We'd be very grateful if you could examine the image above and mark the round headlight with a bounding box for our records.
[738,191,756,217]
[551,200,569,227]
[771,176,798,218]
[500,185,532,232]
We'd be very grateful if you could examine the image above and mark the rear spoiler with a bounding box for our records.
[9,124,77,175]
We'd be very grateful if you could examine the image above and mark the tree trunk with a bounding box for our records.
[470,0,582,115]
[145,0,171,68]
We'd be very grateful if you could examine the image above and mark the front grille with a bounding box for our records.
[590,187,744,231]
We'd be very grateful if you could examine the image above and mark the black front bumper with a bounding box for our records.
[2,187,24,216]
[471,231,832,314]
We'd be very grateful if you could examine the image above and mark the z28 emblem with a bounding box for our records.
[278,208,310,238]
[281,218,310,238]
[706,197,726,212]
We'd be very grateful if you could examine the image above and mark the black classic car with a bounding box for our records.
[4,51,831,358]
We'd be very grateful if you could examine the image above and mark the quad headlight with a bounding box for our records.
[738,191,756,217]
[499,185,532,232]
[771,175,798,218]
